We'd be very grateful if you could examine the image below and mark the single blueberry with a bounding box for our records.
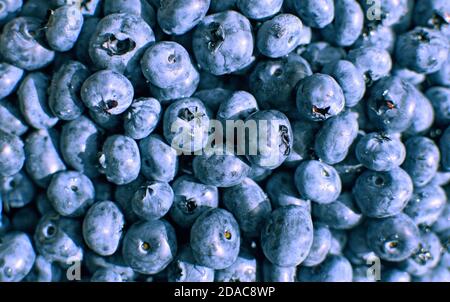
[353,167,413,218]
[124,98,161,140]
[0,17,55,70]
[18,72,59,130]
[347,47,392,85]
[0,62,23,100]
[261,205,313,267]
[82,201,125,256]
[81,70,134,116]
[45,5,84,52]
[122,219,177,274]
[402,136,440,187]
[0,98,29,136]
[355,132,406,171]
[366,213,420,262]
[294,160,342,204]
[425,87,450,126]
[296,74,345,122]
[0,130,25,177]
[237,0,282,20]
[169,174,219,228]
[321,0,364,47]
[99,135,141,185]
[256,14,303,58]
[193,10,254,75]
[404,184,447,227]
[0,232,36,282]
[294,0,334,28]
[60,116,103,179]
[190,208,240,269]
[131,181,174,221]
[303,224,332,267]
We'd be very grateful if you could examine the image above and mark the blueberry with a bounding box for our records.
[295,160,342,204]
[139,134,178,182]
[321,0,364,47]
[0,232,36,282]
[321,60,366,108]
[312,192,363,230]
[237,0,282,20]
[425,87,450,126]
[262,259,296,282]
[82,201,125,256]
[404,184,447,227]
[402,136,440,187]
[167,245,214,282]
[149,67,200,102]
[381,268,411,282]
[347,47,392,84]
[245,110,293,169]
[441,126,450,171]
[353,167,413,218]
[104,0,156,28]
[256,14,303,58]
[47,171,95,217]
[0,99,29,136]
[157,0,210,35]
[0,171,36,209]
[169,174,219,228]
[0,0,22,25]
[395,27,449,74]
[217,90,258,123]
[0,130,25,177]
[193,10,254,75]
[124,98,161,140]
[190,208,240,269]
[74,17,100,65]
[48,61,90,121]
[400,231,442,277]
[284,119,320,167]
[265,171,311,211]
[122,219,177,274]
[315,111,359,165]
[60,116,103,179]
[99,135,141,185]
[294,0,334,28]
[249,53,312,114]
[366,213,420,262]
[215,249,257,282]
[34,214,84,265]
[81,70,134,116]
[0,62,23,100]
[355,132,406,171]
[297,255,353,282]
[0,17,55,70]
[366,76,416,133]
[18,72,59,130]
[25,129,66,188]
[91,268,123,282]
[222,178,271,237]
[353,24,395,53]
[131,181,174,221]
[301,42,346,72]
[405,86,435,135]
[261,205,313,267]
[88,13,155,84]
[45,5,83,52]
[303,224,332,267]
[296,74,345,122]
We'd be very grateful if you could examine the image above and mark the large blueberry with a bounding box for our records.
[45,5,84,52]
[131,181,174,221]
[157,0,210,35]
[261,205,313,267]
[0,232,35,282]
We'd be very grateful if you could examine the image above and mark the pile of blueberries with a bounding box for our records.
[0,0,449,283]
